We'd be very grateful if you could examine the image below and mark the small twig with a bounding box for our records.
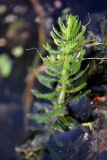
[85,12,91,27]
[25,47,38,51]
[84,57,107,60]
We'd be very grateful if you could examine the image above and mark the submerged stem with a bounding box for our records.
[58,82,66,108]
[57,57,68,110]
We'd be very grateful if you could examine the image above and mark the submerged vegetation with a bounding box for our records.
[18,13,107,160]
[30,14,90,129]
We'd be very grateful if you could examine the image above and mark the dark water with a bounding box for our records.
[0,76,25,160]
[0,104,24,160]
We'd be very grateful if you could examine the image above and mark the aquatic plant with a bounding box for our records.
[30,14,89,129]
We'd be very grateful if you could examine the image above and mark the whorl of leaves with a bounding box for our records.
[30,14,88,126]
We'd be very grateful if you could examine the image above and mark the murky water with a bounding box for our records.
[0,104,24,160]
[0,75,26,160]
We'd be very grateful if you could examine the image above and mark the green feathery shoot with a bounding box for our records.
[30,14,89,128]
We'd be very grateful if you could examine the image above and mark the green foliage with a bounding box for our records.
[31,14,89,128]
[31,89,57,100]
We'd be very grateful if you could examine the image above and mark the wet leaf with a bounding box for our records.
[0,54,12,78]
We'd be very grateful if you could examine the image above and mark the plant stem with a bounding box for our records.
[57,57,68,110]
[58,82,66,108]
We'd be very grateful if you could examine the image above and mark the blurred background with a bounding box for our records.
[0,0,107,159]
